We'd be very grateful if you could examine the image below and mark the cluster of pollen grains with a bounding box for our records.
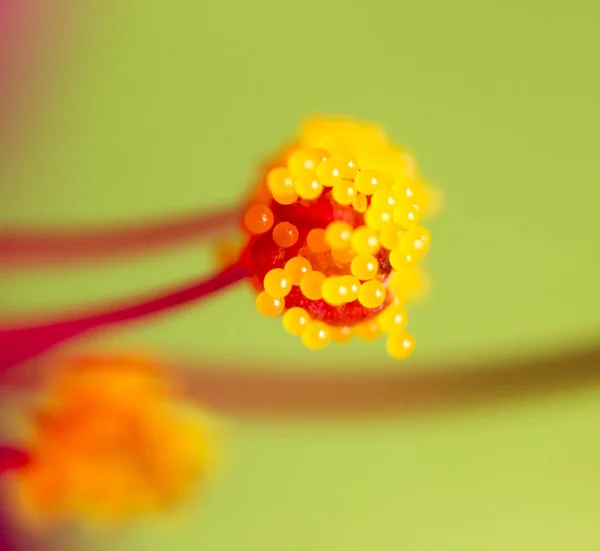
[240,118,439,360]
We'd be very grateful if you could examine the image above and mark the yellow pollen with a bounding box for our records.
[306,228,330,253]
[272,222,299,248]
[301,321,331,350]
[284,256,312,285]
[325,221,353,250]
[266,167,295,197]
[263,268,292,298]
[256,291,285,317]
[331,180,356,205]
[364,206,393,231]
[331,247,356,265]
[371,189,397,210]
[358,279,386,308]
[244,204,274,234]
[352,193,368,213]
[379,224,404,251]
[299,270,326,300]
[295,176,323,200]
[288,149,323,176]
[354,319,382,341]
[351,226,381,255]
[386,333,415,359]
[393,202,421,228]
[322,276,350,306]
[350,253,379,280]
[354,169,392,195]
[399,226,430,259]
[377,305,408,334]
[330,325,353,343]
[282,307,311,335]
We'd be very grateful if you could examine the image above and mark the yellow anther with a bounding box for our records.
[284,256,312,285]
[300,270,326,300]
[331,247,356,265]
[379,224,403,251]
[301,321,331,350]
[389,249,417,272]
[306,228,329,253]
[386,333,415,359]
[288,149,325,176]
[340,275,360,302]
[371,189,397,210]
[399,226,430,259]
[272,222,299,248]
[331,180,356,205]
[266,167,295,197]
[330,325,353,343]
[295,176,323,200]
[364,206,393,231]
[324,221,353,250]
[316,155,358,187]
[377,305,408,335]
[354,319,382,341]
[322,276,350,306]
[354,169,392,195]
[358,279,386,308]
[244,204,274,235]
[272,189,299,205]
[351,226,381,255]
[263,268,292,298]
[393,201,421,228]
[256,291,285,317]
[350,253,379,280]
[352,192,368,213]
[282,307,311,335]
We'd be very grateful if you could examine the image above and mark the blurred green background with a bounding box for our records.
[2,0,600,549]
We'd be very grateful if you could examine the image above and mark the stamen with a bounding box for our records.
[0,263,250,373]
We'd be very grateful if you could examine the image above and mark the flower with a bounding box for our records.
[8,355,219,524]
[237,117,439,359]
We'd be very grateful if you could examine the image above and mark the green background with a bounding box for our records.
[2,0,600,549]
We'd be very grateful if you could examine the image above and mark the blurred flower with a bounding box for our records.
[5,355,219,525]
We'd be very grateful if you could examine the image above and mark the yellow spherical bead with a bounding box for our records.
[301,321,331,350]
[272,189,299,205]
[399,226,430,259]
[244,204,274,234]
[255,291,284,317]
[386,333,415,359]
[295,176,323,200]
[389,249,417,272]
[371,189,397,210]
[358,279,386,308]
[331,247,356,265]
[377,305,408,335]
[341,275,360,302]
[350,253,379,280]
[354,319,381,342]
[322,276,349,306]
[306,228,329,253]
[284,256,312,285]
[282,307,310,335]
[351,226,381,255]
[287,149,322,176]
[272,222,299,248]
[263,268,292,298]
[300,270,326,300]
[364,206,393,231]
[316,156,358,187]
[331,180,356,206]
[379,224,403,251]
[352,192,368,213]
[393,202,421,228]
[267,167,295,197]
[330,325,353,343]
[325,221,353,250]
[354,170,392,196]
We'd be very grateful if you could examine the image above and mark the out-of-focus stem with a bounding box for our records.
[173,342,600,418]
[0,206,241,271]
[0,263,250,374]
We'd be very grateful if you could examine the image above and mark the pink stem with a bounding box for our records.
[0,263,250,374]
[0,205,241,270]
